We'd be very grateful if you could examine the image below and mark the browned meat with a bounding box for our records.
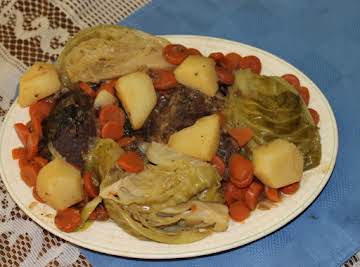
[40,90,97,167]
[138,85,224,143]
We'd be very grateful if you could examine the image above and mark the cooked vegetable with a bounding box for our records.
[79,196,102,226]
[94,90,117,109]
[309,108,320,125]
[187,48,202,56]
[211,155,226,176]
[84,138,124,181]
[228,127,254,147]
[14,123,30,146]
[100,143,228,243]
[149,69,177,90]
[57,25,172,84]
[12,147,26,159]
[223,52,242,71]
[265,187,281,202]
[18,63,60,107]
[209,52,224,62]
[101,121,124,140]
[238,55,262,74]
[215,66,234,85]
[99,104,126,127]
[252,139,304,189]
[297,86,310,105]
[225,69,321,170]
[117,151,144,173]
[79,82,96,98]
[20,160,40,187]
[36,158,83,210]
[229,201,250,222]
[83,171,99,198]
[168,114,220,161]
[174,55,218,97]
[54,208,82,232]
[229,154,253,188]
[281,74,300,88]
[162,44,189,65]
[244,181,264,210]
[29,99,54,137]
[280,182,300,195]
[115,72,157,130]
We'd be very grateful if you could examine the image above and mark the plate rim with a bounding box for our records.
[0,34,339,259]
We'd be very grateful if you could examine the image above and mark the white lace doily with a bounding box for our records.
[0,0,149,266]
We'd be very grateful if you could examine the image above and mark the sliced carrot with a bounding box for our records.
[79,82,96,98]
[297,86,310,106]
[54,208,82,233]
[281,74,300,88]
[228,127,254,147]
[215,66,235,85]
[33,156,48,168]
[162,44,189,65]
[32,187,45,203]
[101,121,124,140]
[32,117,42,137]
[29,99,54,122]
[224,182,245,205]
[149,69,178,90]
[89,204,109,221]
[83,171,99,199]
[117,151,144,173]
[222,52,242,71]
[14,123,30,146]
[26,133,39,159]
[12,147,26,159]
[229,200,251,222]
[244,181,264,210]
[99,79,117,95]
[265,187,281,202]
[280,182,300,195]
[117,136,136,147]
[20,161,40,187]
[211,155,225,177]
[208,52,224,63]
[217,112,226,126]
[229,154,254,187]
[308,108,320,125]
[187,48,202,56]
[239,55,262,74]
[232,175,253,188]
[99,104,126,127]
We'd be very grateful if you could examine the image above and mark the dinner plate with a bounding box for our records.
[0,35,338,259]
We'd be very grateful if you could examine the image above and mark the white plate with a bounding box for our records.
[0,35,338,259]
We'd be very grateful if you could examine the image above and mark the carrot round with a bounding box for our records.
[101,121,124,140]
[224,182,245,205]
[54,208,82,233]
[14,123,30,146]
[308,108,320,125]
[187,48,202,56]
[26,133,39,159]
[244,181,264,210]
[83,171,99,199]
[117,136,136,147]
[215,66,235,85]
[229,200,251,222]
[208,52,224,63]
[99,104,126,127]
[117,151,144,173]
[265,187,281,202]
[211,155,226,177]
[228,127,254,146]
[281,74,300,88]
[223,52,242,71]
[297,86,310,106]
[229,154,254,187]
[20,161,40,187]
[149,69,177,90]
[280,182,300,195]
[162,44,189,65]
[239,55,262,74]
[79,82,96,98]
[89,205,109,221]
[33,156,48,168]
[12,147,26,159]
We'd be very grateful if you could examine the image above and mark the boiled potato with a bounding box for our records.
[36,158,83,210]
[115,72,156,129]
[19,63,61,107]
[174,55,218,96]
[94,90,117,109]
[253,139,304,189]
[168,114,220,161]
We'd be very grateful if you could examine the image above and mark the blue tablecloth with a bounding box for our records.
[81,0,360,266]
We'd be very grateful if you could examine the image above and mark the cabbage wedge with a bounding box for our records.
[101,143,229,244]
[224,69,321,170]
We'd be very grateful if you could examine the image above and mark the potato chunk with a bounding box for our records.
[253,139,304,188]
[94,90,117,109]
[19,63,61,107]
[36,158,83,210]
[174,55,218,96]
[168,114,220,161]
[115,72,157,129]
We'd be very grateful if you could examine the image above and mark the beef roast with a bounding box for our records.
[40,90,97,167]
[138,85,224,143]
